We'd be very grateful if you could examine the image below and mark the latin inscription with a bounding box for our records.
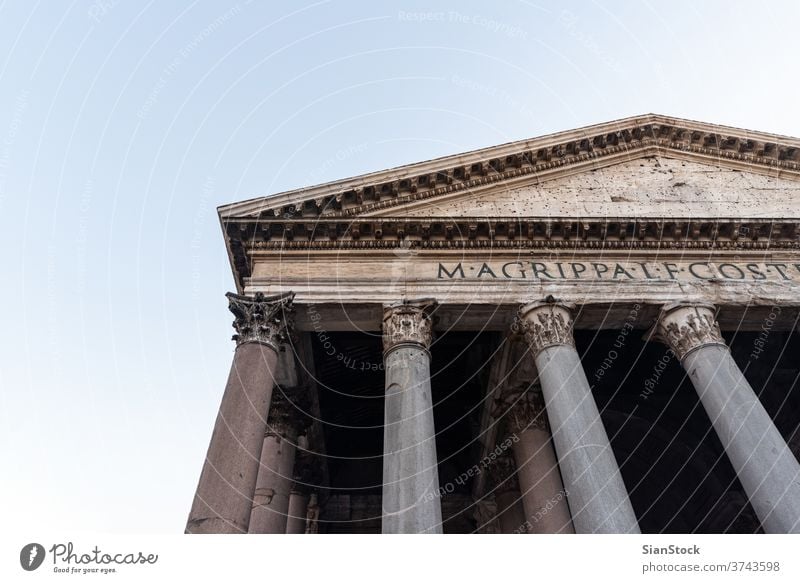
[436,261,800,282]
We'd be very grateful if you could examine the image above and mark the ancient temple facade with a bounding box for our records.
[186,114,800,534]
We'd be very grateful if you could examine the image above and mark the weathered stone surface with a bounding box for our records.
[488,451,527,534]
[382,300,435,353]
[515,301,576,355]
[285,490,310,534]
[226,116,800,318]
[512,427,574,534]
[248,431,297,534]
[682,345,800,533]
[517,306,642,536]
[186,342,279,534]
[658,304,800,533]
[248,257,800,316]
[534,344,639,533]
[219,114,800,234]
[495,490,526,534]
[204,115,800,536]
[653,303,726,359]
[392,157,800,219]
[382,345,442,533]
[249,385,308,533]
[472,496,500,534]
[492,383,574,533]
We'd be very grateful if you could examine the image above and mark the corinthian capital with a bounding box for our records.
[514,301,575,357]
[226,291,294,350]
[652,303,725,360]
[382,299,436,354]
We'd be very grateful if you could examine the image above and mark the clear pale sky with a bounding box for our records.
[1,1,798,533]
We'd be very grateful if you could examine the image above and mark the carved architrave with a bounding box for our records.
[227,291,295,350]
[654,303,726,360]
[382,300,435,354]
[495,384,549,436]
[515,301,576,357]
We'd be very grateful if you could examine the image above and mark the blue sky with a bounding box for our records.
[1,0,798,533]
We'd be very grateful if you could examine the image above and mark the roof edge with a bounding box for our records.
[218,113,800,219]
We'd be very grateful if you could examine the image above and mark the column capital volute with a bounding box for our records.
[513,298,576,357]
[649,302,726,361]
[382,298,436,355]
[227,291,295,351]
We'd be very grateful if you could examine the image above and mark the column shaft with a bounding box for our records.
[657,304,800,533]
[500,386,574,533]
[495,491,526,533]
[535,345,639,532]
[382,346,442,532]
[518,301,640,533]
[186,342,279,533]
[513,427,574,533]
[186,292,293,534]
[285,491,310,534]
[248,431,297,533]
[382,302,442,533]
[488,452,527,533]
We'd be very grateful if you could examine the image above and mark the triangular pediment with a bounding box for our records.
[218,113,800,222]
[362,155,800,219]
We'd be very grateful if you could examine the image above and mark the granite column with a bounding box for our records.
[516,301,639,533]
[654,303,800,533]
[186,292,294,534]
[381,300,442,534]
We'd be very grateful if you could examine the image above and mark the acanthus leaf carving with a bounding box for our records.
[227,291,295,350]
[515,301,576,356]
[654,303,725,360]
[382,300,436,353]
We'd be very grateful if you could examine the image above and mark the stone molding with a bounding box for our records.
[382,300,436,354]
[515,301,576,357]
[221,114,800,286]
[652,303,726,360]
[220,115,800,223]
[236,218,798,251]
[227,291,294,350]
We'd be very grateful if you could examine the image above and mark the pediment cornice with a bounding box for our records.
[219,114,800,222]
